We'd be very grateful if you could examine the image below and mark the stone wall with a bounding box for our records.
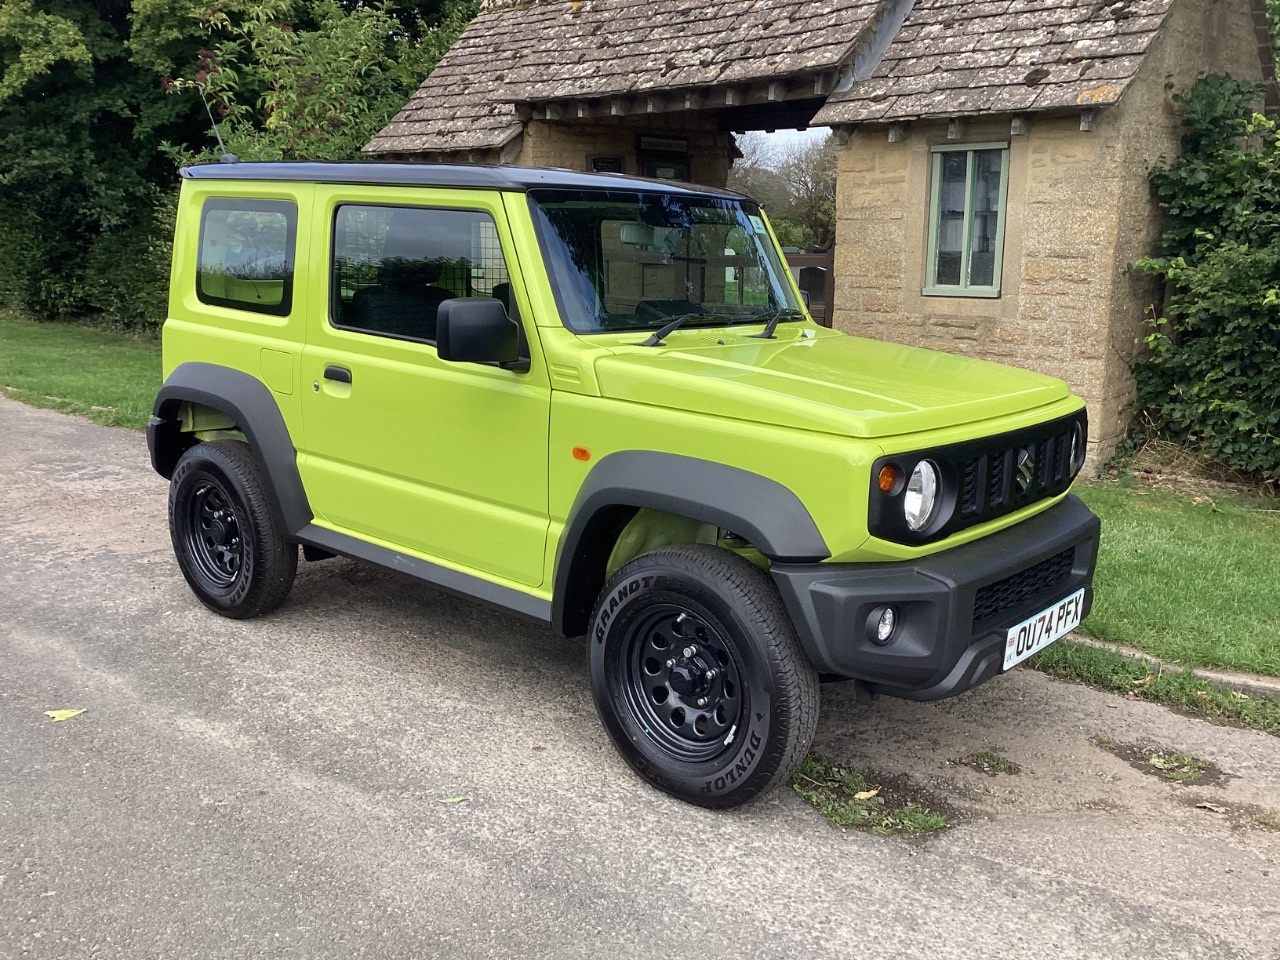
[516,116,735,188]
[830,0,1266,467]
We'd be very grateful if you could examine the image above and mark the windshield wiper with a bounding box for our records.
[641,313,731,347]
[748,308,805,340]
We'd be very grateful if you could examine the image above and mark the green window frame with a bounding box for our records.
[924,142,1010,299]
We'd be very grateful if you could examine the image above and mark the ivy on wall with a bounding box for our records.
[1135,76,1280,483]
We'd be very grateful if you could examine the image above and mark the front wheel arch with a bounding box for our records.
[552,452,830,637]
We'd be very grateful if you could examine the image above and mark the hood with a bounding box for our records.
[593,328,1072,439]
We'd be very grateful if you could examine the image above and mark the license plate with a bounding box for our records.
[1003,588,1086,671]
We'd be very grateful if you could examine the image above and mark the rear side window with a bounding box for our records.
[197,198,297,316]
[331,205,512,344]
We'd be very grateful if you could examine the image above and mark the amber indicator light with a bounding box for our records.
[572,446,592,462]
[877,464,900,493]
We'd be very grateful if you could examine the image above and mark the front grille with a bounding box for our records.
[956,418,1081,526]
[972,548,1075,630]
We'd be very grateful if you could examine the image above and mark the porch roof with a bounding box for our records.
[365,0,888,156]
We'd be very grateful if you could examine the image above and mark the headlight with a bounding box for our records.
[904,460,939,532]
[1069,422,1086,474]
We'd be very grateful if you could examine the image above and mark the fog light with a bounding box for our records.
[867,606,898,646]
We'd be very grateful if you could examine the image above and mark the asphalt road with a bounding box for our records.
[2,396,1278,960]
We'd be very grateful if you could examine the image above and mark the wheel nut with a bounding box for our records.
[705,670,716,682]
[683,646,696,658]
[696,698,708,707]
[666,659,676,668]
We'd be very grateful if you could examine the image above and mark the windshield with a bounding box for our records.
[528,189,804,334]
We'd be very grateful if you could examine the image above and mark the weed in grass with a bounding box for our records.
[960,751,1020,776]
[1141,749,1211,783]
[1256,811,1280,831]
[1091,733,1116,748]
[1091,737,1225,786]
[791,756,949,836]
[1031,641,1280,738]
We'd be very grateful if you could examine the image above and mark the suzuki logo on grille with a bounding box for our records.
[1015,447,1036,493]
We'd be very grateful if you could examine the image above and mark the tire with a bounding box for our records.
[588,544,820,808]
[168,440,297,619]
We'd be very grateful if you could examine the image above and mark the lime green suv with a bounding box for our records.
[149,161,1100,808]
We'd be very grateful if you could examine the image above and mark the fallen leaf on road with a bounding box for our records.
[1196,802,1227,814]
[1131,677,1155,688]
[438,796,470,804]
[44,709,85,722]
[853,790,880,801]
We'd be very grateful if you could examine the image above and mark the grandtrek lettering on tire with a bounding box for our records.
[588,545,819,809]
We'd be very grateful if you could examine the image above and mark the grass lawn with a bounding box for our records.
[0,311,161,429]
[1073,481,1280,678]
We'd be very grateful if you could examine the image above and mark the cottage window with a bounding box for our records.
[924,143,1009,298]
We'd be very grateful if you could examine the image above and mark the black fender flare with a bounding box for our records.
[148,362,312,536]
[552,451,830,636]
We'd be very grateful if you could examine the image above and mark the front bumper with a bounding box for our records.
[770,495,1101,701]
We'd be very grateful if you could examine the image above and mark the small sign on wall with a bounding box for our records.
[590,155,625,173]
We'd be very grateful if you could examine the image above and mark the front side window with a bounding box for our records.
[528,189,803,334]
[925,144,1009,298]
[331,205,512,344]
[197,198,297,316]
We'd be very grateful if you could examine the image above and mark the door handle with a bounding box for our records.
[323,365,352,384]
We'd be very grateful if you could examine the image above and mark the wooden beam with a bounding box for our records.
[610,98,626,117]
[832,125,853,147]
[645,94,665,114]
[887,122,909,143]
[1080,108,1098,133]
[813,72,836,96]
[683,90,704,111]
[514,104,533,122]
[947,118,965,140]
[725,87,744,106]
[1010,115,1030,136]
[767,81,787,103]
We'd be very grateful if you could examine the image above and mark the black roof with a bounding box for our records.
[181,161,749,199]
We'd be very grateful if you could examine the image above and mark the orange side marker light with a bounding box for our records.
[878,464,900,494]
[572,446,592,462]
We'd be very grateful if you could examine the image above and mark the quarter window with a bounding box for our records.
[197,199,297,316]
[331,205,512,344]
[925,144,1009,298]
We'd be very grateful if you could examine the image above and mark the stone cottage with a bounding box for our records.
[366,0,1277,462]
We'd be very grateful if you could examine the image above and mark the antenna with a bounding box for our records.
[199,87,238,164]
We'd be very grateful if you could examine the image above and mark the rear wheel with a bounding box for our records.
[588,544,819,808]
[168,440,297,619]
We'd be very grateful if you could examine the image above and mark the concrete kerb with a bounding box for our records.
[1068,633,1280,703]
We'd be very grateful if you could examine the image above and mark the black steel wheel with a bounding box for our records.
[168,440,297,619]
[589,544,819,808]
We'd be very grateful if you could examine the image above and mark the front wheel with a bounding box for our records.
[588,544,819,808]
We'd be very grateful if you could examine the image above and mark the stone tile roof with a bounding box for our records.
[813,0,1179,125]
[366,0,887,155]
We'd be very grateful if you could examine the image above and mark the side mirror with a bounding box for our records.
[436,298,524,370]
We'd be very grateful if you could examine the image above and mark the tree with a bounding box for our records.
[157,0,476,162]
[0,0,475,323]
[728,132,837,251]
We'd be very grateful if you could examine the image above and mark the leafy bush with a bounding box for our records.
[81,191,176,331]
[1134,75,1280,482]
